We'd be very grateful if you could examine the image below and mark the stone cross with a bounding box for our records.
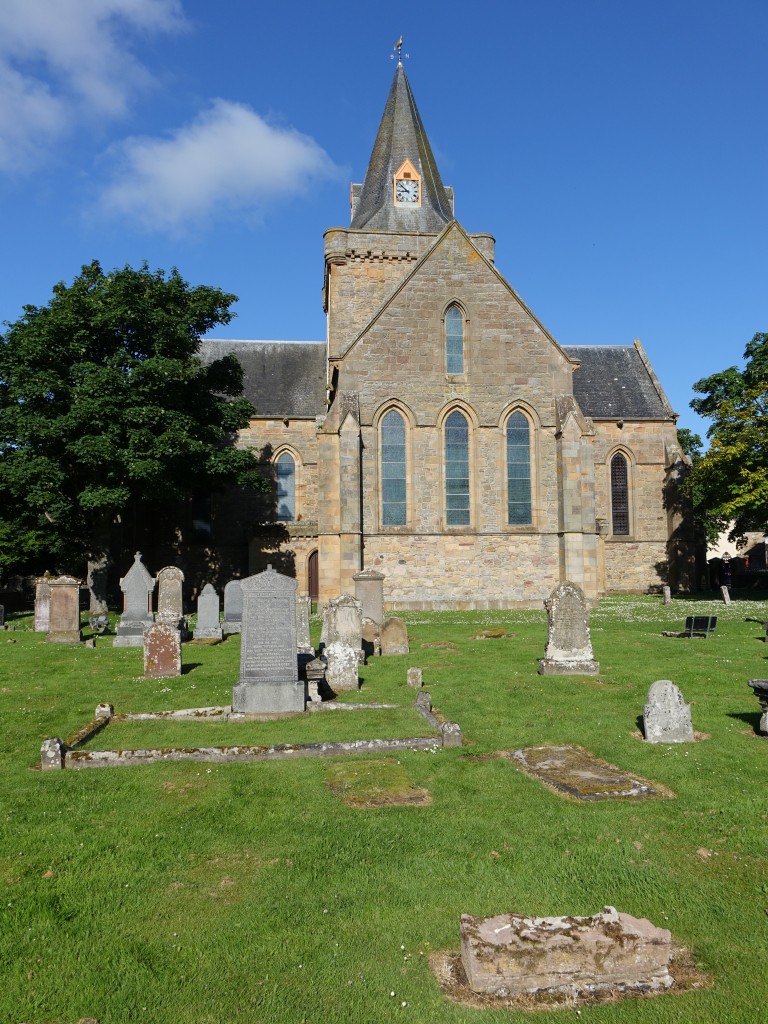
[538,581,599,675]
[643,680,695,743]
[223,579,243,634]
[114,552,155,647]
[232,566,304,713]
[193,583,222,641]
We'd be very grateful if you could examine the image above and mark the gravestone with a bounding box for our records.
[353,568,385,625]
[222,580,243,634]
[296,594,314,654]
[361,618,380,659]
[747,680,768,735]
[46,576,83,644]
[143,623,181,678]
[156,566,184,628]
[380,616,409,655]
[720,585,731,605]
[193,583,222,640]
[232,566,304,713]
[538,581,599,675]
[114,552,155,647]
[662,585,671,605]
[322,593,363,655]
[407,667,423,688]
[34,575,53,632]
[643,680,695,743]
[325,641,359,692]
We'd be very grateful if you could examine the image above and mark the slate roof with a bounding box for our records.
[199,340,326,418]
[350,63,453,233]
[565,345,674,420]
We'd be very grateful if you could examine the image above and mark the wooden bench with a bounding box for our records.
[684,615,717,638]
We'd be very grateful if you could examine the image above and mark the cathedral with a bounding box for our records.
[200,60,692,609]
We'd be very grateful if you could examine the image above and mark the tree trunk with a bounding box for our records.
[87,516,113,613]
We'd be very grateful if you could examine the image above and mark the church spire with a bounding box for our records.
[350,62,453,232]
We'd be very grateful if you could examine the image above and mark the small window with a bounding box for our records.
[445,305,464,374]
[381,409,407,526]
[445,410,470,526]
[506,412,532,525]
[276,452,296,522]
[610,453,630,535]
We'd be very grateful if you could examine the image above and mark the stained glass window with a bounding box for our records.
[506,412,532,525]
[381,410,406,526]
[276,452,295,522]
[610,453,630,535]
[445,410,470,526]
[446,304,464,374]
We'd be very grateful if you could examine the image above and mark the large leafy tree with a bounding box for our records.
[687,332,768,542]
[0,261,260,609]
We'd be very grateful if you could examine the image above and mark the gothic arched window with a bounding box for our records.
[445,304,465,374]
[610,452,630,535]
[506,411,532,525]
[275,452,296,522]
[445,410,470,526]
[381,409,407,526]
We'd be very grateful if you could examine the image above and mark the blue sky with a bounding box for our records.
[1,0,765,439]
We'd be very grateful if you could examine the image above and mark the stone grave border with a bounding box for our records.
[38,692,462,771]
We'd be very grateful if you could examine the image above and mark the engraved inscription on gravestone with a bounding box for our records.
[538,581,599,675]
[643,680,694,743]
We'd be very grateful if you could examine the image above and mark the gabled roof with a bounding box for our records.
[565,343,675,420]
[198,340,326,418]
[350,63,453,232]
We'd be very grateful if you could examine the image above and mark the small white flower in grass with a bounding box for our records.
[390,991,396,997]
[402,1001,407,1007]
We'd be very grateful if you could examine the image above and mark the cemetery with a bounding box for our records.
[1,583,767,1022]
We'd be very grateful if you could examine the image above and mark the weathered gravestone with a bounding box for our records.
[407,667,423,688]
[322,593,363,657]
[325,640,359,692]
[747,680,768,735]
[193,583,222,641]
[232,566,304,713]
[114,552,155,647]
[34,575,53,633]
[380,616,409,655]
[156,566,184,628]
[361,617,381,659]
[296,594,314,654]
[460,906,673,998]
[353,568,385,626]
[222,580,243,634]
[46,576,83,644]
[721,585,731,606]
[662,585,671,605]
[643,680,694,743]
[538,581,598,675]
[143,623,181,678]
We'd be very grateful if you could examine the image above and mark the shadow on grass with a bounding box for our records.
[727,710,763,734]
[181,662,203,675]
[634,714,646,737]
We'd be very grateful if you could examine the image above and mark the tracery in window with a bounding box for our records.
[610,452,630,535]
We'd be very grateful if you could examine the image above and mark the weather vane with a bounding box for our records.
[390,36,409,63]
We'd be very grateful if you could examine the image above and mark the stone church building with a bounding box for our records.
[200,62,692,609]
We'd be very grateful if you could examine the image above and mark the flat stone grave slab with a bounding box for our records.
[510,744,665,801]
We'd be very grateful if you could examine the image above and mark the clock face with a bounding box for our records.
[395,178,419,204]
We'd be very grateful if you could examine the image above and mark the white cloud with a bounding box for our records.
[98,100,340,232]
[0,0,186,171]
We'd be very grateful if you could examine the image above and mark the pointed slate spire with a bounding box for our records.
[350,63,453,232]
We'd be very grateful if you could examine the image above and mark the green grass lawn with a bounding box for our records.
[1,593,767,1023]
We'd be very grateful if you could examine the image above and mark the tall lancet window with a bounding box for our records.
[506,412,532,525]
[445,410,470,526]
[610,452,630,535]
[381,409,407,526]
[276,452,296,522]
[445,304,465,374]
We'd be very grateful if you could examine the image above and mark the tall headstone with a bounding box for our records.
[46,576,83,644]
[156,566,184,627]
[322,593,363,653]
[380,616,409,655]
[643,680,695,743]
[325,640,359,692]
[223,580,243,634]
[34,575,53,633]
[720,585,731,606]
[353,568,385,626]
[114,552,155,647]
[232,566,304,713]
[538,581,599,675]
[193,583,222,641]
[662,585,671,605]
[296,594,314,655]
[144,623,182,678]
